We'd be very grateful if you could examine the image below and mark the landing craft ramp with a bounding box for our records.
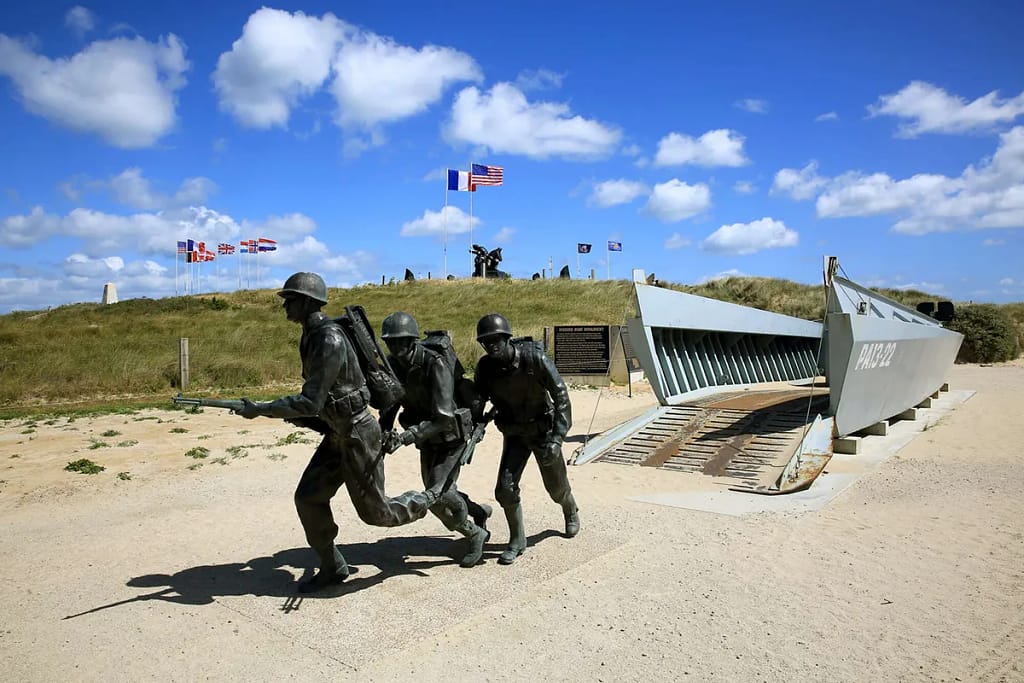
[577,386,831,493]
[573,281,832,492]
[574,265,963,495]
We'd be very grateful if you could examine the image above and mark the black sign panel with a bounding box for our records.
[554,325,610,374]
[618,327,642,370]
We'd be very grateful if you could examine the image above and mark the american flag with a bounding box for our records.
[177,240,187,254]
[217,242,235,255]
[470,163,503,187]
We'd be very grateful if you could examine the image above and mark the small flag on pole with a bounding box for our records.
[186,239,195,252]
[258,237,277,252]
[447,169,475,192]
[177,240,187,254]
[217,243,235,255]
[608,240,622,252]
[470,163,503,187]
[240,239,256,253]
[577,243,592,254]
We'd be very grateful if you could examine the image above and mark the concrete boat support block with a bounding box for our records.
[857,421,889,437]
[940,382,949,392]
[833,435,861,454]
[895,407,919,421]
[916,397,933,408]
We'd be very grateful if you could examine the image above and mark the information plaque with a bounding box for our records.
[553,325,611,375]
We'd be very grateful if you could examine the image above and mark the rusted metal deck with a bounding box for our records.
[591,387,830,490]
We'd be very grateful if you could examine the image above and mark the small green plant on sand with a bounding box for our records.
[117,471,132,480]
[65,459,105,474]
[117,440,138,447]
[88,440,109,450]
[187,462,203,471]
[184,446,210,459]
[276,431,313,446]
[170,427,189,434]
[101,430,121,437]
[267,452,287,461]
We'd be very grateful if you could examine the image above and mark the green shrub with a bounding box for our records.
[65,458,104,474]
[946,304,1021,363]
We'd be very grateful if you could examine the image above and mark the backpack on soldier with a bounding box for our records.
[420,329,477,410]
[510,335,546,376]
[334,305,404,413]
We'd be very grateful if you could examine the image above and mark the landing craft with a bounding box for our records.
[572,258,964,494]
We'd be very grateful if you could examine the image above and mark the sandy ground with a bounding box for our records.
[0,364,1021,682]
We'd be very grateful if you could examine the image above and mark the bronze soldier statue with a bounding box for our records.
[378,312,492,567]
[237,272,436,593]
[473,313,579,564]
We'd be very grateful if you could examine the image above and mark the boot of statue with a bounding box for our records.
[498,503,527,565]
[562,493,580,538]
[298,546,350,593]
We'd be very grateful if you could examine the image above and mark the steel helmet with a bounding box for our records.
[277,272,328,305]
[381,311,420,339]
[476,313,513,341]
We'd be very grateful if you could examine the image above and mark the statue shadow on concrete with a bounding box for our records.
[64,530,565,617]
[64,535,461,617]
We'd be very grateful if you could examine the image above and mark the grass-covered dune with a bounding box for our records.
[0,276,1015,413]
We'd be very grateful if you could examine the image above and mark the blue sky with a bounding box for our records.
[1,1,1022,313]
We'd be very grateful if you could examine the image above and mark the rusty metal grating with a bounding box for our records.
[594,390,828,488]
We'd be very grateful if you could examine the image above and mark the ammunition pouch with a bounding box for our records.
[325,386,370,420]
[454,408,474,442]
[365,369,404,413]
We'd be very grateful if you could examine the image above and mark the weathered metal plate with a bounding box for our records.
[592,389,830,490]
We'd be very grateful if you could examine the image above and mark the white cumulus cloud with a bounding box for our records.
[772,161,829,200]
[818,126,1024,234]
[213,9,346,129]
[734,180,757,195]
[701,217,798,255]
[869,81,1024,137]
[665,233,691,249]
[109,168,216,210]
[65,6,96,37]
[642,179,711,223]
[493,227,516,244]
[330,33,481,128]
[0,33,188,148]
[401,206,479,238]
[213,8,480,133]
[446,83,621,160]
[653,129,749,167]
[588,179,649,208]
[735,98,768,114]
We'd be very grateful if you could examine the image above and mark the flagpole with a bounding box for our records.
[607,242,610,280]
[237,246,241,291]
[469,161,474,277]
[577,248,580,279]
[175,244,179,296]
[443,182,449,279]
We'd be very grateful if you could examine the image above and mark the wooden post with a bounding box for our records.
[179,338,190,390]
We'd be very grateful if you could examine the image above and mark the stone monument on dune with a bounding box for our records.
[101,283,118,304]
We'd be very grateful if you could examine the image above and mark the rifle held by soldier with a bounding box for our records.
[172,394,245,413]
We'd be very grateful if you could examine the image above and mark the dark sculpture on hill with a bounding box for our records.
[471,244,510,279]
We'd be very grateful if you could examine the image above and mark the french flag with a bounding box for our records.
[447,169,475,192]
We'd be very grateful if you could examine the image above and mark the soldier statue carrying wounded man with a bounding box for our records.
[194,271,579,592]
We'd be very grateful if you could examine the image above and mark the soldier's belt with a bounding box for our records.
[326,387,369,418]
